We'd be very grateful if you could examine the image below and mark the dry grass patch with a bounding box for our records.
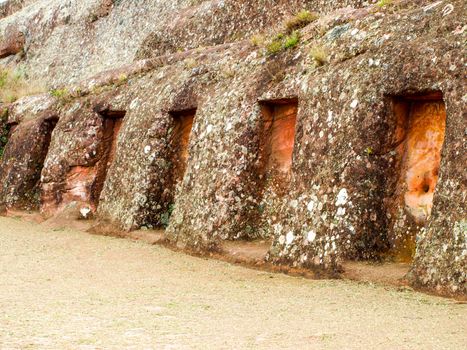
[285,10,318,34]
[310,46,329,66]
[0,68,46,103]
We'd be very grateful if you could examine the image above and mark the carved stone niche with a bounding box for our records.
[386,92,446,262]
[170,108,196,189]
[91,109,125,207]
[51,109,126,216]
[259,98,298,196]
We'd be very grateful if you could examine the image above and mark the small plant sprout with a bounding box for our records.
[50,88,69,99]
[116,73,128,86]
[160,204,176,228]
[49,88,74,105]
[377,0,393,7]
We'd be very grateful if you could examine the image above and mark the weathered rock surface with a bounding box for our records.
[0,0,465,296]
[0,23,24,58]
[0,0,35,20]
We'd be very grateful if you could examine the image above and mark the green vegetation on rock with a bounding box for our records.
[285,10,318,33]
[0,108,10,160]
[266,31,301,56]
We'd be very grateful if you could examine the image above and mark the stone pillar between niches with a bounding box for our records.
[91,111,125,207]
[161,108,196,227]
[255,99,298,239]
[387,93,446,262]
[48,110,126,216]
[1,117,57,211]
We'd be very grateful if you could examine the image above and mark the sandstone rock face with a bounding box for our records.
[0,23,25,58]
[0,110,57,210]
[0,0,36,20]
[0,0,465,296]
[0,0,371,86]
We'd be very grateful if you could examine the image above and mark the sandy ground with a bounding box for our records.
[0,217,466,350]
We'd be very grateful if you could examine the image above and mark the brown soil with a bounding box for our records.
[0,216,466,349]
[342,261,411,286]
[221,239,271,263]
[2,211,459,292]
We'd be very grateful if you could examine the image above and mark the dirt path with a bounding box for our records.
[0,217,466,349]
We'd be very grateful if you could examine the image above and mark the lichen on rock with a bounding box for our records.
[0,0,465,296]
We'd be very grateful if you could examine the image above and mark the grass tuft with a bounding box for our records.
[285,10,318,33]
[266,38,284,56]
[49,88,69,99]
[250,34,266,47]
[266,32,301,56]
[284,31,301,49]
[310,46,329,66]
[377,0,393,7]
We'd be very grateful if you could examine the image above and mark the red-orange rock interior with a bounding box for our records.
[171,109,196,185]
[391,93,446,261]
[260,100,298,192]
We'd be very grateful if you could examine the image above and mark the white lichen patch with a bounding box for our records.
[286,231,295,245]
[336,207,346,216]
[307,200,315,212]
[307,230,316,242]
[336,189,349,206]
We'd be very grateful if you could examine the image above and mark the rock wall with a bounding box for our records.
[0,95,56,210]
[0,0,465,296]
[0,0,37,20]
[0,0,374,87]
